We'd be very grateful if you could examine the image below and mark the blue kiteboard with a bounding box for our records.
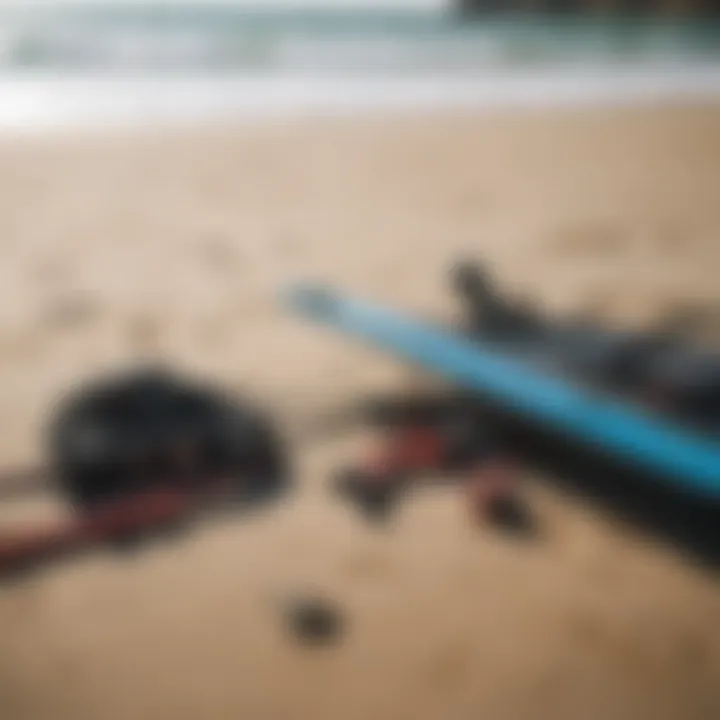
[284,283,720,501]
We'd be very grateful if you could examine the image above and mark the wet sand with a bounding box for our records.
[0,105,719,720]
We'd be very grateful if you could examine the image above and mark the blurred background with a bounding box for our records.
[0,0,718,129]
[0,2,719,720]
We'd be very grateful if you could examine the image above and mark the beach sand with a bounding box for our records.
[0,104,719,720]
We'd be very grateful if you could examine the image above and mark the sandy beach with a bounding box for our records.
[0,104,719,720]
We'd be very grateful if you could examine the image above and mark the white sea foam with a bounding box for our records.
[0,64,718,133]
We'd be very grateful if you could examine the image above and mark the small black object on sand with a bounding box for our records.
[485,493,537,538]
[283,596,345,646]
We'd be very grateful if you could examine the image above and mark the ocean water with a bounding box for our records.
[0,6,719,131]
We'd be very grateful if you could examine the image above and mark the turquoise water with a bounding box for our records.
[0,6,717,73]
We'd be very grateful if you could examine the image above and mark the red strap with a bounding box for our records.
[0,486,194,575]
[366,426,445,477]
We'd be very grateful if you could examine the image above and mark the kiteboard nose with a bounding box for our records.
[283,283,340,321]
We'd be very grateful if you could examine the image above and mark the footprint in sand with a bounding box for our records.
[198,235,240,276]
[126,315,163,354]
[422,638,475,690]
[32,254,75,289]
[549,221,627,258]
[41,292,100,331]
[337,550,396,584]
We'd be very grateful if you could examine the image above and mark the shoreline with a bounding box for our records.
[1,61,720,136]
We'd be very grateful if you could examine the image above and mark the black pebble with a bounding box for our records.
[285,598,344,646]
[487,494,537,537]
